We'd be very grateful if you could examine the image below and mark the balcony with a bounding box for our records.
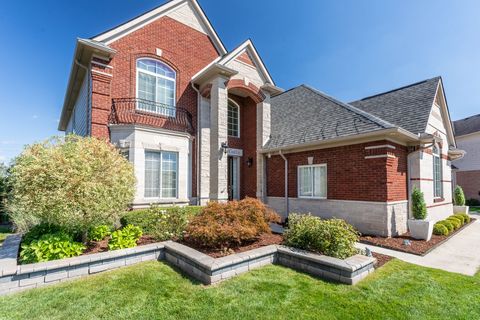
[110,98,194,134]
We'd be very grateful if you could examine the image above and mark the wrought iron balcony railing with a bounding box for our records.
[110,98,194,134]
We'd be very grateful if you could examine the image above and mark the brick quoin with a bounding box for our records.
[89,16,221,198]
[266,140,408,202]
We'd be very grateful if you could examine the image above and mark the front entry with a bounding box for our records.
[227,156,240,200]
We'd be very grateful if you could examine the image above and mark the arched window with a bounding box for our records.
[433,144,443,198]
[228,100,240,137]
[136,58,176,116]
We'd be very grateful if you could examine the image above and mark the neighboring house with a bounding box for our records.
[58,0,464,237]
[453,114,480,202]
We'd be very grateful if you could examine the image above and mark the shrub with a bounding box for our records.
[411,187,427,220]
[20,232,85,264]
[446,217,461,230]
[89,225,112,241]
[461,213,471,224]
[8,135,135,241]
[466,198,480,206]
[0,163,10,224]
[438,220,454,233]
[108,224,142,250]
[186,198,280,249]
[121,206,202,240]
[433,223,449,236]
[22,223,65,245]
[453,186,466,206]
[452,214,465,225]
[284,214,359,259]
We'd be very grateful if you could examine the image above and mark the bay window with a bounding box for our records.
[144,151,178,198]
[298,164,327,198]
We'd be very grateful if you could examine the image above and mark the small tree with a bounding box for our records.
[411,187,427,220]
[8,136,135,241]
[0,163,10,224]
[453,186,466,206]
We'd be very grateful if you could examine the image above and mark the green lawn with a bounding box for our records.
[0,260,479,320]
[470,206,480,213]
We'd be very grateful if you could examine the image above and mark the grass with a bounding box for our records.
[470,206,480,213]
[0,259,479,320]
[0,225,12,246]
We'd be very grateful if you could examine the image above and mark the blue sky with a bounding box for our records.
[0,0,479,163]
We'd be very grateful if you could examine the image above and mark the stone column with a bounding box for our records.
[256,92,271,200]
[209,76,229,202]
[198,96,211,205]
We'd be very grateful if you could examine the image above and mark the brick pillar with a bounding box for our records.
[209,76,229,202]
[90,66,112,140]
[256,92,271,200]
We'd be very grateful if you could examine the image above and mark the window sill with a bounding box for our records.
[433,197,445,203]
[298,196,328,200]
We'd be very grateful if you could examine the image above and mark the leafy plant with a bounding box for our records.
[8,135,135,241]
[283,213,359,259]
[20,232,85,264]
[453,186,466,206]
[433,223,449,236]
[438,220,454,233]
[0,163,10,224]
[411,187,427,220]
[452,214,465,225]
[89,225,112,241]
[108,224,142,250]
[22,223,65,245]
[186,198,280,249]
[446,217,461,230]
[461,213,471,224]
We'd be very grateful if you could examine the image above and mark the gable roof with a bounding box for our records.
[91,0,227,55]
[454,114,480,136]
[349,77,441,135]
[264,85,394,150]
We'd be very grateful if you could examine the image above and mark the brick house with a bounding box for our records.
[58,0,464,236]
[453,114,480,202]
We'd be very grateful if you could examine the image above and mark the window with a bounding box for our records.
[433,144,443,198]
[298,164,327,198]
[228,100,239,137]
[144,151,178,198]
[136,58,176,117]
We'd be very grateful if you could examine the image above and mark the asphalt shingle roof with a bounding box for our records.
[453,114,480,136]
[265,85,392,149]
[349,77,441,135]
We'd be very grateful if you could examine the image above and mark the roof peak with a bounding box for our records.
[454,113,480,122]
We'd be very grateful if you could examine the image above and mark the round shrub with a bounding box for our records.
[433,223,449,236]
[411,187,427,220]
[438,220,454,233]
[89,225,112,241]
[453,186,466,206]
[461,213,471,224]
[186,198,280,249]
[8,135,135,241]
[452,214,465,225]
[446,217,461,230]
[284,213,359,259]
[20,232,85,264]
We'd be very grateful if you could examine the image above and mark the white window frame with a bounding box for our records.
[227,99,240,138]
[136,58,176,116]
[297,164,327,199]
[432,144,443,199]
[144,150,179,200]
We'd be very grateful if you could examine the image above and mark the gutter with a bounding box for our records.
[278,150,289,219]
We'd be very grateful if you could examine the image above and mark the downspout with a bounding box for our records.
[279,150,289,219]
[74,59,90,135]
[191,82,201,205]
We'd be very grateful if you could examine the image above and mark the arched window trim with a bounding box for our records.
[136,58,176,116]
[228,99,240,138]
[432,143,443,198]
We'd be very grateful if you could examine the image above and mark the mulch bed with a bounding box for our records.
[360,218,476,256]
[372,252,393,268]
[180,233,284,258]
[83,235,157,255]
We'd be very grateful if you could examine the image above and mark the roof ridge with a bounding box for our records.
[352,76,441,102]
[454,113,480,122]
[300,84,395,129]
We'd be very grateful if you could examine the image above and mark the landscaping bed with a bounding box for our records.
[360,218,476,256]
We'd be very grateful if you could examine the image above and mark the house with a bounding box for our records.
[453,114,480,202]
[58,0,464,237]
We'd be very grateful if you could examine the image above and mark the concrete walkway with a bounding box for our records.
[357,216,480,276]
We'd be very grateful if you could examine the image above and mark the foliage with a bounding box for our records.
[466,198,480,206]
[121,206,202,241]
[19,232,85,264]
[446,217,461,230]
[411,187,427,220]
[22,223,65,245]
[0,163,11,224]
[89,225,112,241]
[284,213,359,259]
[186,198,280,249]
[452,214,465,224]
[460,213,471,224]
[108,224,142,250]
[438,220,454,233]
[8,135,136,239]
[453,186,466,206]
[433,223,449,236]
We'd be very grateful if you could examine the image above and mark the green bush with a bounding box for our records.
[20,232,85,264]
[452,214,465,225]
[453,186,466,206]
[466,198,480,206]
[0,163,10,224]
[433,223,449,236]
[411,187,427,220]
[89,225,112,241]
[438,220,454,233]
[8,135,135,241]
[461,213,471,224]
[121,206,202,240]
[108,224,142,250]
[22,223,64,245]
[284,213,359,259]
[446,217,461,230]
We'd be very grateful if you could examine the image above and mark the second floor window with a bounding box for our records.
[136,58,176,116]
[228,100,239,137]
[433,144,443,198]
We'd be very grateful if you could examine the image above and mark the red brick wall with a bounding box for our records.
[266,140,408,202]
[456,170,480,201]
[89,16,220,198]
[228,95,257,198]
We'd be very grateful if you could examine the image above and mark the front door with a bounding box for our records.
[228,156,240,200]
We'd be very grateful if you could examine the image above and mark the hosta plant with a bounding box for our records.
[89,225,112,241]
[108,224,142,250]
[20,232,85,264]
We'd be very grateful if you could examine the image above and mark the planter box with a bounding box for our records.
[408,219,434,241]
[453,206,470,215]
